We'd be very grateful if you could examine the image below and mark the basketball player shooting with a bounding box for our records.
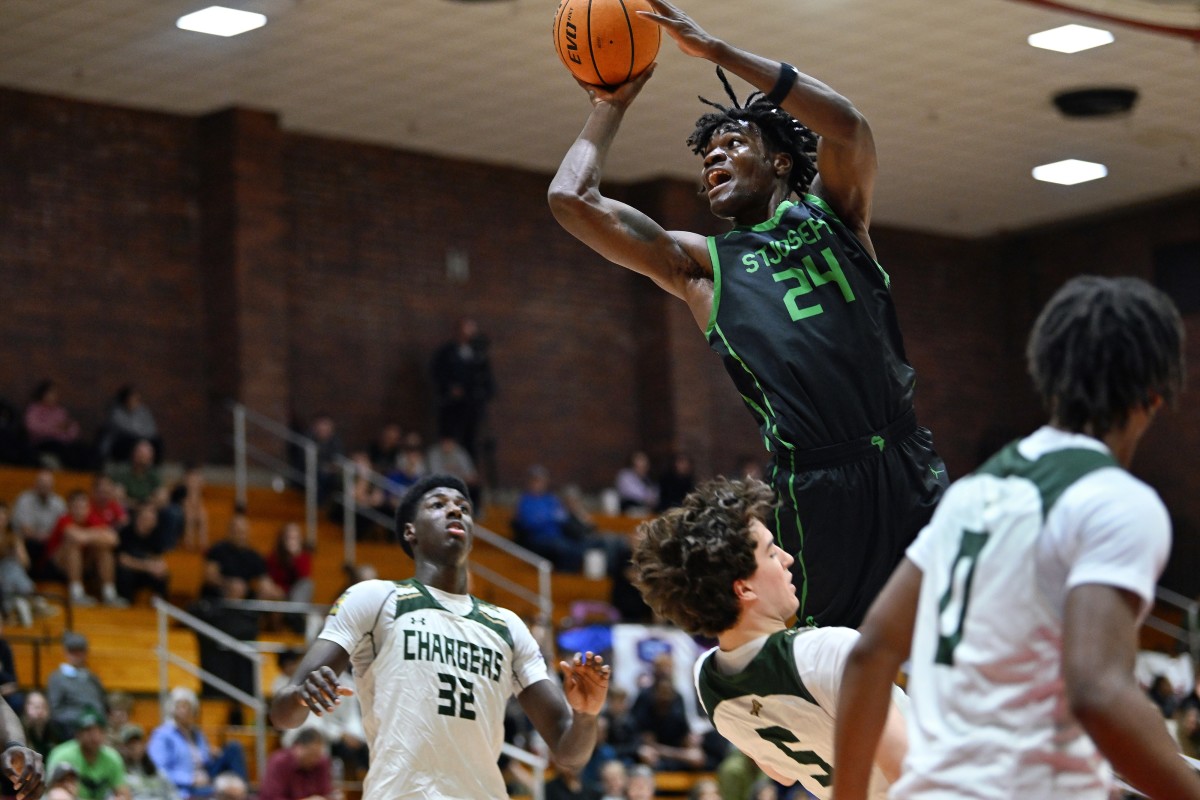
[549,0,947,628]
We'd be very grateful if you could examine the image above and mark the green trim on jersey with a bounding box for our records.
[977,442,1119,519]
[706,236,723,337]
[696,629,817,719]
[803,194,840,224]
[397,579,515,650]
[710,322,795,452]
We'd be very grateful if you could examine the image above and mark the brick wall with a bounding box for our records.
[1,86,1198,591]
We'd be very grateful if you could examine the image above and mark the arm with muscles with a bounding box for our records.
[519,652,611,770]
[0,699,44,799]
[831,559,922,800]
[547,73,712,314]
[641,0,877,241]
[269,640,354,730]
[1064,584,1200,799]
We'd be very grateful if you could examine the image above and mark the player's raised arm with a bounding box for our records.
[518,651,611,770]
[639,0,876,239]
[268,639,353,730]
[548,70,711,303]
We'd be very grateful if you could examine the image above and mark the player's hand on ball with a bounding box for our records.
[3,745,45,800]
[295,666,355,716]
[577,65,656,109]
[639,0,717,60]
[560,651,611,715]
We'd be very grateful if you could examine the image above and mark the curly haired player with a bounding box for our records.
[631,477,907,800]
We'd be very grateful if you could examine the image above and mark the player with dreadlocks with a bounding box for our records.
[550,0,946,628]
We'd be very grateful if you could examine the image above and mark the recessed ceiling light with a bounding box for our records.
[1028,24,1114,53]
[1032,159,1108,186]
[177,6,267,37]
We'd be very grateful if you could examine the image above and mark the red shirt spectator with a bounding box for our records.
[47,507,107,558]
[90,475,129,530]
[259,728,334,800]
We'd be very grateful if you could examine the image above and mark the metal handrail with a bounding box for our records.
[232,403,318,545]
[1151,585,1200,661]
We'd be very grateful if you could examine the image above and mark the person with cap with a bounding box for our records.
[269,474,612,800]
[45,708,127,800]
[146,687,246,799]
[46,633,108,734]
[115,724,177,800]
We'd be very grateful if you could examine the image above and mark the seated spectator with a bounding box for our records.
[116,724,177,800]
[426,436,482,509]
[166,466,208,552]
[335,453,390,540]
[24,380,92,471]
[23,690,69,758]
[116,503,171,604]
[103,386,163,464]
[107,441,161,506]
[45,708,128,800]
[202,511,281,601]
[614,452,658,514]
[688,777,721,800]
[625,765,656,800]
[265,522,314,633]
[211,773,246,800]
[12,469,66,573]
[544,762,599,800]
[47,633,108,734]
[384,437,428,507]
[514,468,627,574]
[0,501,36,626]
[147,687,247,799]
[295,414,343,506]
[48,491,124,608]
[89,475,129,532]
[596,760,627,800]
[259,727,335,800]
[657,452,696,512]
[46,760,80,800]
[630,655,705,771]
[190,575,260,707]
[1148,673,1178,719]
[105,692,134,748]
[0,619,23,715]
[367,423,403,473]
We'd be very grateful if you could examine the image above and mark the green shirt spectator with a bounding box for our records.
[47,709,128,800]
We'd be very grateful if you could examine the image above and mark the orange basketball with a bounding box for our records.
[553,0,661,88]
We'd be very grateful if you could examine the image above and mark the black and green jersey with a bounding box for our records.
[705,196,914,454]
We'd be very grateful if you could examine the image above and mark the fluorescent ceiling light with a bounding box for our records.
[177,6,267,37]
[1032,159,1108,186]
[1028,24,1114,53]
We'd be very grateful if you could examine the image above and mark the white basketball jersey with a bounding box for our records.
[896,428,1170,800]
[319,579,549,800]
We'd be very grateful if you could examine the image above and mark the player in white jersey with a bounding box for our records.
[269,474,610,800]
[630,478,907,800]
[833,275,1200,800]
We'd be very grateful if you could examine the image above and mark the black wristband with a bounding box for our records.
[766,62,799,106]
[3,741,23,751]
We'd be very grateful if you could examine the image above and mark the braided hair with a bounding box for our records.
[687,67,819,197]
[1027,275,1185,438]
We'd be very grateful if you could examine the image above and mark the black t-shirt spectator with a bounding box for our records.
[205,542,267,583]
[119,521,167,560]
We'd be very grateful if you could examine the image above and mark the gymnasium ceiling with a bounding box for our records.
[1,0,1197,238]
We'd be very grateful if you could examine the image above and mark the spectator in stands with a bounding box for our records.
[24,381,91,471]
[425,436,482,508]
[0,501,36,627]
[688,777,721,800]
[335,453,390,540]
[49,491,125,608]
[147,687,247,799]
[625,765,656,800]
[631,655,705,771]
[116,724,177,800]
[116,503,170,604]
[189,575,260,710]
[47,633,108,734]
[1148,674,1179,719]
[514,468,628,574]
[12,469,66,572]
[107,441,161,506]
[259,727,336,800]
[1176,673,1200,759]
[367,424,403,473]
[303,414,343,506]
[657,452,696,512]
[545,762,600,800]
[600,687,639,765]
[89,475,129,532]
[105,692,134,749]
[211,773,246,800]
[166,466,208,552]
[614,452,657,515]
[716,748,764,800]
[430,316,496,461]
[384,436,429,504]
[46,761,80,800]
[0,619,23,714]
[23,691,69,758]
[596,760,627,800]
[265,522,314,633]
[202,510,282,601]
[103,386,162,465]
[45,708,128,800]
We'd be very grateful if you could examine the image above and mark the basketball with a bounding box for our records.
[553,0,661,88]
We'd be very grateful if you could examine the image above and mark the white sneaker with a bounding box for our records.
[12,598,32,628]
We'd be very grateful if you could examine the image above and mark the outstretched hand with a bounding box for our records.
[577,64,656,110]
[638,0,717,60]
[294,666,355,716]
[2,745,44,800]
[559,651,611,715]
